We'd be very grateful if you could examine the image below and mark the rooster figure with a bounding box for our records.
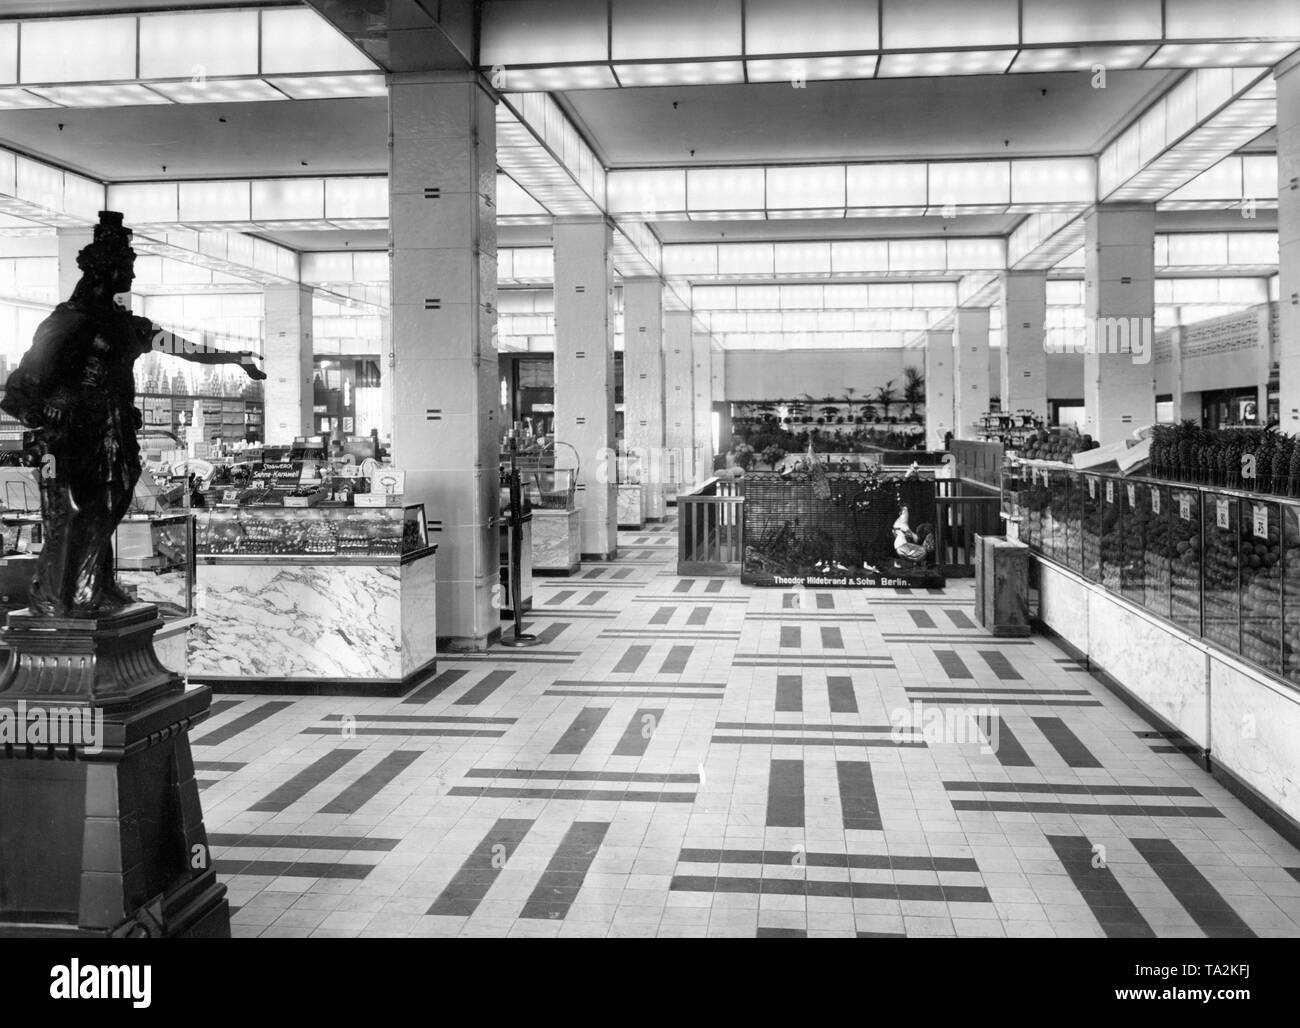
[892,505,935,568]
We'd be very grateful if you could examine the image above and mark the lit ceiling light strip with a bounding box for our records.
[607,157,1093,219]
[2,8,378,90]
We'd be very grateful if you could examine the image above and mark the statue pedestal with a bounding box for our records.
[0,603,229,938]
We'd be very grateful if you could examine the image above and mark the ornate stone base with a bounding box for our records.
[0,603,229,938]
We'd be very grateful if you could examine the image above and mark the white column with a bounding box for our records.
[1083,203,1157,444]
[379,311,393,447]
[56,227,92,300]
[262,284,314,445]
[691,328,714,482]
[663,309,694,499]
[553,216,617,559]
[1001,271,1048,419]
[389,73,499,649]
[953,307,990,438]
[924,328,954,449]
[622,277,665,519]
[1279,57,1300,434]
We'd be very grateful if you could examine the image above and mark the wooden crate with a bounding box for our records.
[974,533,1030,637]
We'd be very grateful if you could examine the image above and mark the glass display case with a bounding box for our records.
[523,468,577,511]
[115,513,195,618]
[194,504,427,558]
[1004,456,1300,687]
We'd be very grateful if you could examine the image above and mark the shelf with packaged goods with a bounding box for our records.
[1004,457,1300,690]
[194,503,427,560]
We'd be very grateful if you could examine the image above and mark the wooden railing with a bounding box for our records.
[675,475,999,578]
[676,477,745,575]
[934,492,1005,575]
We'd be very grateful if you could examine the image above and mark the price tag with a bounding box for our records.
[221,489,240,505]
[1105,480,1114,504]
[1126,484,1136,508]
[1253,503,1269,539]
[1087,477,1096,499]
[1178,494,1191,521]
[1151,489,1161,516]
[1216,499,1229,530]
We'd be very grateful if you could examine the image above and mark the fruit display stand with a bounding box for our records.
[1006,466,1300,688]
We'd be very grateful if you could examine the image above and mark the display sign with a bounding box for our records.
[1216,499,1230,530]
[1125,484,1136,508]
[1087,477,1096,499]
[1105,480,1114,504]
[370,468,406,495]
[1253,503,1269,539]
[1178,494,1191,521]
[250,461,301,490]
[1151,489,1160,516]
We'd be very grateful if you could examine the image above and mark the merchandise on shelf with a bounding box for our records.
[195,504,427,558]
[1003,454,1300,686]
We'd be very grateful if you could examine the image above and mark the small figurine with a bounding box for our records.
[892,505,935,567]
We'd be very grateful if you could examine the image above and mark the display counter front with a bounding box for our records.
[187,504,437,695]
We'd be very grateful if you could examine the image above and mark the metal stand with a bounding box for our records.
[499,462,538,647]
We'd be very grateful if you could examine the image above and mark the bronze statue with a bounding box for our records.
[0,211,266,618]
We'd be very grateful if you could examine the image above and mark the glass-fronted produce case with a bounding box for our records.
[1005,458,1300,689]
[187,503,437,694]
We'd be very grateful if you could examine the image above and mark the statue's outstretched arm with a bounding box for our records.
[132,315,267,380]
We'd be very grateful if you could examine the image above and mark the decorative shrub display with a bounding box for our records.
[741,470,941,587]
[1150,422,1300,496]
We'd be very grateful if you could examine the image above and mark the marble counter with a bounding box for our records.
[188,548,437,695]
[532,507,582,574]
[1035,554,1300,831]
[618,485,643,528]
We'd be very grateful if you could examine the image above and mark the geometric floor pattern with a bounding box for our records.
[197,516,1300,937]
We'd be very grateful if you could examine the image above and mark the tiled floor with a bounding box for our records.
[196,516,1300,938]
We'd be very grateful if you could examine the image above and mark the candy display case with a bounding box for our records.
[1119,480,1149,609]
[114,512,195,619]
[195,505,427,558]
[1050,469,1081,571]
[188,503,438,694]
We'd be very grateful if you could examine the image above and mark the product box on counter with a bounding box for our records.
[355,492,405,508]
[283,490,325,508]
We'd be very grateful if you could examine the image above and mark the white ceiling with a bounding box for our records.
[0,97,387,180]
[560,70,1182,167]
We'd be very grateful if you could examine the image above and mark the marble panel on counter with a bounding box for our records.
[532,508,581,573]
[1086,586,1208,747]
[190,562,403,680]
[400,552,438,677]
[1209,657,1300,827]
[618,485,643,528]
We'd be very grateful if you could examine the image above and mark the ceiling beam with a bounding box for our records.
[480,0,1300,88]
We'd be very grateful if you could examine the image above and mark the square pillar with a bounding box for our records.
[954,307,990,438]
[263,284,314,445]
[663,310,694,500]
[1001,271,1049,419]
[1084,203,1157,444]
[622,277,665,519]
[924,328,954,449]
[691,329,714,483]
[1279,58,1300,434]
[389,72,500,650]
[553,216,617,560]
